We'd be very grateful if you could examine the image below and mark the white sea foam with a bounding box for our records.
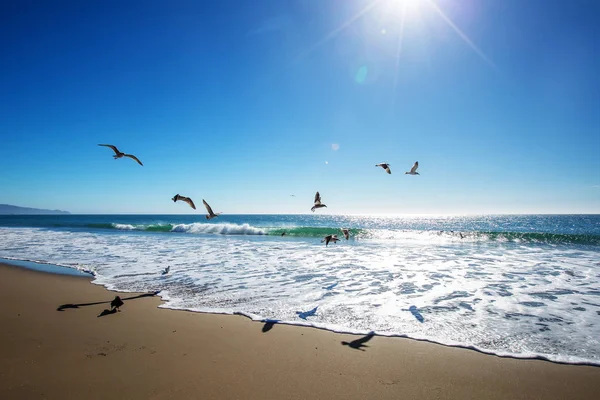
[170,222,267,235]
[0,226,599,365]
[112,223,137,230]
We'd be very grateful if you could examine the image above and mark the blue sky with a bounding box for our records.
[1,0,598,214]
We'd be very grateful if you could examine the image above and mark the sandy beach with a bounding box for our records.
[1,262,599,400]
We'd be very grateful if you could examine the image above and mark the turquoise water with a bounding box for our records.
[1,214,599,364]
[1,214,599,243]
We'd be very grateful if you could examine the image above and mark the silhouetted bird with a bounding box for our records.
[311,191,327,212]
[98,144,143,166]
[375,163,391,174]
[405,161,419,175]
[321,234,339,246]
[172,194,196,210]
[203,199,221,220]
[341,332,375,351]
[111,296,124,311]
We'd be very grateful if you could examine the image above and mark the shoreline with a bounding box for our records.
[2,262,600,399]
[6,258,600,367]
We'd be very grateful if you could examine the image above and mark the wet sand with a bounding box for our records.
[1,262,599,399]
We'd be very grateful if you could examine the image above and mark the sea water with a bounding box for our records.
[1,214,599,365]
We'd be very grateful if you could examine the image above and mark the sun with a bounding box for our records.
[296,0,495,75]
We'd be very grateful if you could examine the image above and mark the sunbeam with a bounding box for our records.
[294,0,383,62]
[392,1,408,107]
[425,0,497,70]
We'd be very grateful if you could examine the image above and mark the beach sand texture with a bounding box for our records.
[1,263,600,400]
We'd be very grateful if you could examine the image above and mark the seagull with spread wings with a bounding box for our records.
[321,234,339,246]
[172,194,196,210]
[203,199,221,220]
[405,161,420,175]
[98,144,143,166]
[375,163,391,174]
[311,191,327,212]
[341,228,350,240]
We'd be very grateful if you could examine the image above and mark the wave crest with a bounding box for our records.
[171,223,267,235]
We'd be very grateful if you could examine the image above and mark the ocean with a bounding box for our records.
[1,214,599,365]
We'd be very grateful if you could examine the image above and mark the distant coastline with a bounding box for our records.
[0,204,70,215]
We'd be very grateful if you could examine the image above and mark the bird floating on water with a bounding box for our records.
[110,296,124,311]
[98,144,143,166]
[322,234,339,246]
[341,228,350,240]
[203,199,221,220]
[405,161,419,175]
[161,266,170,275]
[172,194,196,210]
[375,163,391,174]
[311,192,327,212]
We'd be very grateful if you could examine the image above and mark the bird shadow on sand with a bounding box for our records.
[262,321,276,333]
[341,332,375,351]
[97,308,118,317]
[261,319,280,333]
[56,291,160,312]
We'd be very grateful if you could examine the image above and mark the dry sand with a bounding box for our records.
[1,262,599,399]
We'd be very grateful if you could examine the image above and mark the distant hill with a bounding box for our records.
[0,204,70,215]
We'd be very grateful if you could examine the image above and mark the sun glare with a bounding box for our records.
[296,0,495,87]
[384,0,422,17]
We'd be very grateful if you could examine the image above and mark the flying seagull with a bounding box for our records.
[405,161,419,175]
[341,228,350,240]
[98,144,143,166]
[172,194,196,210]
[203,199,221,220]
[311,191,327,212]
[110,296,124,311]
[321,234,339,246]
[375,163,391,174]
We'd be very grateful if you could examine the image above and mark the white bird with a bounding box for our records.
[311,192,327,212]
[321,234,339,246]
[98,144,143,166]
[172,194,196,210]
[341,228,350,240]
[203,199,221,220]
[405,161,420,175]
[375,163,391,174]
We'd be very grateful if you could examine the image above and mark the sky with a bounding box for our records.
[1,0,599,214]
